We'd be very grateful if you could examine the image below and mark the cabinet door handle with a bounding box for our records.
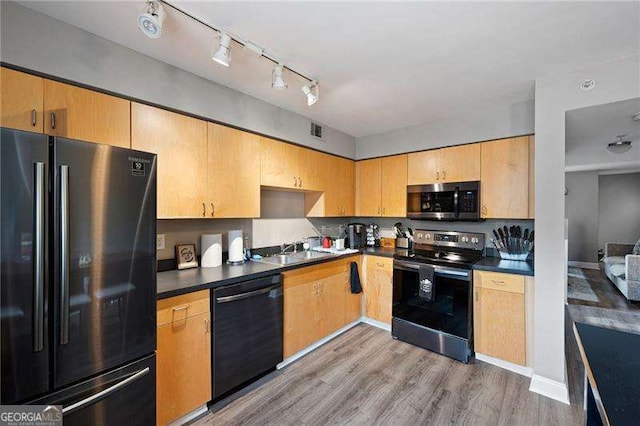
[204,318,210,333]
[299,177,302,188]
[31,109,37,127]
[50,112,56,129]
[294,176,298,187]
[377,206,381,215]
[475,291,479,302]
[482,205,487,216]
[436,171,440,181]
[442,170,446,180]
[382,207,386,215]
[210,203,214,218]
[202,202,206,217]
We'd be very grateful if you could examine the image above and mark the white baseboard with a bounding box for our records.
[475,353,533,378]
[169,404,208,426]
[528,374,570,405]
[360,316,392,331]
[568,261,599,270]
[277,319,362,369]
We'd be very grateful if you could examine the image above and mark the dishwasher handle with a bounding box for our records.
[215,283,282,304]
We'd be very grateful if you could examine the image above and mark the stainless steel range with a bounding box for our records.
[392,230,485,363]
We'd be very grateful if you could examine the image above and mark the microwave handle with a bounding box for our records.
[454,186,460,218]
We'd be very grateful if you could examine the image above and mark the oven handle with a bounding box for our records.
[393,261,470,281]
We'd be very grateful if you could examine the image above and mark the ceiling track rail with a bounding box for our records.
[159,0,315,84]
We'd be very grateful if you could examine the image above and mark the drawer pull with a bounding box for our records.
[31,109,37,126]
[376,262,385,267]
[491,280,505,286]
[202,202,206,217]
[50,112,56,129]
[172,305,189,312]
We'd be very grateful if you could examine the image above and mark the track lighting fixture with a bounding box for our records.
[302,82,319,106]
[272,64,287,90]
[137,0,165,39]
[212,32,232,67]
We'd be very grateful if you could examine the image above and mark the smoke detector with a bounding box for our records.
[579,79,596,91]
[607,135,632,154]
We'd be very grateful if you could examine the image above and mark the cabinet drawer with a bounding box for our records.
[366,256,392,272]
[474,271,524,294]
[157,290,210,327]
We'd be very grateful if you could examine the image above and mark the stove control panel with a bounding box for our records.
[414,230,485,251]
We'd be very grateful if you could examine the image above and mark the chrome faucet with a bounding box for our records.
[280,241,300,255]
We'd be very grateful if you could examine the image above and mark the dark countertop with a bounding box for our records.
[574,322,640,425]
[157,247,534,299]
[158,249,368,299]
[472,256,534,277]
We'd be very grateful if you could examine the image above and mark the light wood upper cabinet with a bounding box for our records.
[131,103,208,218]
[408,149,439,185]
[356,158,382,216]
[473,271,526,366]
[1,68,44,133]
[44,80,130,147]
[156,291,211,426]
[207,123,261,218]
[438,144,481,183]
[363,256,393,325]
[325,156,355,216]
[260,137,300,189]
[298,148,326,191]
[381,154,407,217]
[408,144,480,185]
[480,136,530,219]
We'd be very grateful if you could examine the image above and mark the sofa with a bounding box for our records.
[601,241,640,301]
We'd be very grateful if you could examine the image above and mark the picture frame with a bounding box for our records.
[175,244,198,270]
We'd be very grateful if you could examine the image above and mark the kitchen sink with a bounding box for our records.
[257,251,335,266]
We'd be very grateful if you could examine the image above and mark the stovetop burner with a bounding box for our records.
[393,229,486,268]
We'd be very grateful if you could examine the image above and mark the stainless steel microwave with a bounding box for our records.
[407,181,481,221]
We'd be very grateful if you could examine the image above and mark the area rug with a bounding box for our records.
[567,266,599,302]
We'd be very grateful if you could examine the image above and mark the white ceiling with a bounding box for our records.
[565,97,640,173]
[17,1,640,138]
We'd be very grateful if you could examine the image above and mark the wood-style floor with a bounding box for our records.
[193,268,639,426]
[195,324,578,425]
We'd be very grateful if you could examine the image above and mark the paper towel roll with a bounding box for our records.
[201,234,222,268]
[227,230,244,264]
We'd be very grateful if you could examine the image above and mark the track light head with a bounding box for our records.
[272,64,287,90]
[302,82,319,106]
[137,0,165,39]
[212,32,232,66]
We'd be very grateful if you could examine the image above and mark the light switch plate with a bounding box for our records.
[156,234,165,250]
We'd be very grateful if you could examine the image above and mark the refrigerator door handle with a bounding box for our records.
[33,162,45,352]
[62,367,150,415]
[60,164,70,345]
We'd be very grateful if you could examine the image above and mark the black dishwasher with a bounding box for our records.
[212,274,283,399]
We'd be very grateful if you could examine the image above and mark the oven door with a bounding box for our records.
[392,260,472,340]
[406,181,480,221]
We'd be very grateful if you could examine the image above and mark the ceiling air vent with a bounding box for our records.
[310,122,325,141]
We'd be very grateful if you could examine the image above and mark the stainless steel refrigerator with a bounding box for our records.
[1,128,157,425]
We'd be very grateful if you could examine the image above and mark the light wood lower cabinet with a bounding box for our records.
[157,290,211,425]
[363,256,393,325]
[283,257,361,358]
[473,271,526,366]
[1,67,44,133]
[44,79,130,147]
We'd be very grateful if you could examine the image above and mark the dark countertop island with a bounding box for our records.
[574,322,640,425]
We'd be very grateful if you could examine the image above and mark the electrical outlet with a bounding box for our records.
[156,234,165,250]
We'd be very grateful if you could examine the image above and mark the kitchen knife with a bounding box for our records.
[492,229,502,249]
[497,228,506,249]
[515,226,522,253]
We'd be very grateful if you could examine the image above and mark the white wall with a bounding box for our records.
[0,2,356,158]
[533,54,640,402]
[598,172,640,248]
[565,171,600,263]
[355,99,534,159]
